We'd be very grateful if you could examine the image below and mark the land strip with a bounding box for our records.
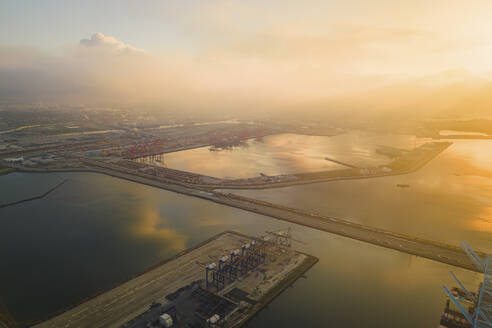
[33,231,316,328]
[230,254,318,328]
[16,158,486,273]
[78,141,452,190]
[205,192,485,273]
[9,140,480,274]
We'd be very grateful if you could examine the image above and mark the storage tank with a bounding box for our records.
[159,313,173,327]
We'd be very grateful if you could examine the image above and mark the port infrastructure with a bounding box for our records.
[199,228,305,293]
[30,157,489,273]
[265,227,307,247]
[443,241,492,327]
[5,138,483,274]
[203,239,267,291]
[33,231,317,328]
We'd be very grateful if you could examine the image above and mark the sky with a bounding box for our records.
[1,0,492,116]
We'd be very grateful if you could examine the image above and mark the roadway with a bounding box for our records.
[206,192,483,272]
[19,163,485,273]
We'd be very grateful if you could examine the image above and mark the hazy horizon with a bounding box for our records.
[2,1,492,118]
[3,3,492,327]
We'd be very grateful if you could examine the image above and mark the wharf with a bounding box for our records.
[33,231,317,328]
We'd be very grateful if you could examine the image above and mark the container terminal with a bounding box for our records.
[33,230,317,328]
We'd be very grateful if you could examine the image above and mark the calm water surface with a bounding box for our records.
[0,171,480,327]
[144,132,425,178]
[230,139,492,253]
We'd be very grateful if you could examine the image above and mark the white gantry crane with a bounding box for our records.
[443,241,492,328]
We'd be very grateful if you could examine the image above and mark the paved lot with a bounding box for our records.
[35,232,251,328]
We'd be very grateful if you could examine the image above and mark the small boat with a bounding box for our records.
[396,184,410,188]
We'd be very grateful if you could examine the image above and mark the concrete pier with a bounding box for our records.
[33,231,317,328]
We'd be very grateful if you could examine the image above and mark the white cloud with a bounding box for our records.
[79,32,145,54]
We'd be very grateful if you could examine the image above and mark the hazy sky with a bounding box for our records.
[1,0,492,114]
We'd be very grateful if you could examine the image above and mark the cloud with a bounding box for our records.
[1,29,492,119]
[79,32,145,54]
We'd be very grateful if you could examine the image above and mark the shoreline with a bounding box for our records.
[11,141,450,190]
[29,231,234,327]
[32,231,317,328]
[10,159,487,274]
[232,254,318,328]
